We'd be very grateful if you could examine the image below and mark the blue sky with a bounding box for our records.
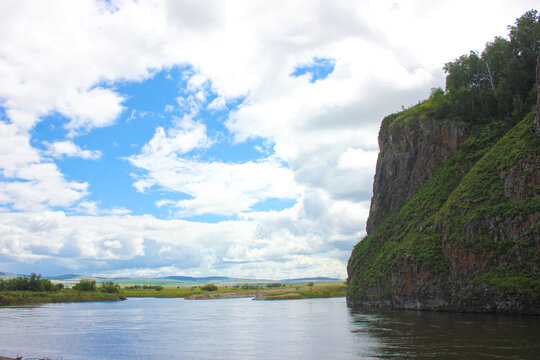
[0,0,534,279]
[29,65,274,221]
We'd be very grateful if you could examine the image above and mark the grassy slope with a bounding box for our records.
[437,112,540,294]
[348,103,538,300]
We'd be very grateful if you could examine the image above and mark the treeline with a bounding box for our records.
[73,279,121,293]
[0,275,123,294]
[0,273,63,292]
[124,284,163,291]
[422,10,539,124]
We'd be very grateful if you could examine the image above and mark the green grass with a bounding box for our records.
[259,284,347,300]
[0,289,125,306]
[1,282,346,306]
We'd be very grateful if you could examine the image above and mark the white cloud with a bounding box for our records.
[130,153,301,216]
[0,0,536,277]
[337,148,378,170]
[0,207,355,278]
[0,163,88,211]
[137,116,213,159]
[44,140,102,160]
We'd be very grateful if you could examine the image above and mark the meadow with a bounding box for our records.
[0,281,346,306]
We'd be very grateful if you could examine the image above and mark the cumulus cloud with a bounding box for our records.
[137,117,213,159]
[0,207,356,278]
[44,140,102,160]
[130,153,301,216]
[0,0,536,277]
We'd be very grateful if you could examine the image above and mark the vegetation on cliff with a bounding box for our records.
[348,11,539,313]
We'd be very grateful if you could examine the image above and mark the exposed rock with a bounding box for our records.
[347,111,539,314]
[366,117,468,234]
[534,54,540,134]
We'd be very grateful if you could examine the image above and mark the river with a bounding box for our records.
[0,297,538,359]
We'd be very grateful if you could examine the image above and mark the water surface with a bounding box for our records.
[0,297,538,359]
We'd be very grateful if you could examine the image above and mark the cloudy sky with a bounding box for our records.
[0,0,535,279]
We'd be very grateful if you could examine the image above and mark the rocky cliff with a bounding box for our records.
[366,115,469,234]
[347,98,539,314]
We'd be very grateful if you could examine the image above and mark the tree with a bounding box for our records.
[73,279,97,291]
[442,10,539,124]
[100,281,121,293]
[201,283,218,291]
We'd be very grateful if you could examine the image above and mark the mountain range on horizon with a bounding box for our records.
[0,271,341,286]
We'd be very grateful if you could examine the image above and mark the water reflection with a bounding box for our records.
[0,298,538,360]
[348,307,540,359]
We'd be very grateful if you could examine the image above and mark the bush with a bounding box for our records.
[125,285,142,289]
[142,285,164,291]
[266,283,283,288]
[0,273,61,292]
[307,282,314,287]
[100,281,120,293]
[73,279,97,291]
[241,283,258,290]
[201,283,218,291]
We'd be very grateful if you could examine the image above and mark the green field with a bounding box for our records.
[1,282,347,306]
[0,289,125,306]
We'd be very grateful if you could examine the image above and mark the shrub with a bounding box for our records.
[73,279,97,291]
[307,282,314,287]
[100,281,120,293]
[266,283,282,288]
[0,273,60,292]
[125,285,142,289]
[201,283,218,291]
[141,285,164,291]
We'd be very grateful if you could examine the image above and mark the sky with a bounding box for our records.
[0,0,536,279]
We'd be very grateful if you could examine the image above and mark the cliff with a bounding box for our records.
[347,101,539,313]
[347,12,539,314]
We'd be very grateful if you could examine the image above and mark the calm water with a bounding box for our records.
[0,297,538,359]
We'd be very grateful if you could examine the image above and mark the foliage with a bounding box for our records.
[124,284,165,291]
[241,283,260,290]
[0,273,63,292]
[349,109,538,301]
[0,288,123,306]
[100,281,121,293]
[266,282,284,288]
[143,285,163,291]
[348,10,540,301]
[443,10,539,124]
[263,284,347,300]
[73,279,97,291]
[201,283,218,291]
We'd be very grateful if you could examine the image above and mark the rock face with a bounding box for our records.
[536,54,540,134]
[366,117,469,234]
[347,108,540,314]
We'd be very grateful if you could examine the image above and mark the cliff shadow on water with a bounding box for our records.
[347,11,539,314]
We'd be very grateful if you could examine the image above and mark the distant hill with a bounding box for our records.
[161,276,229,281]
[1,272,342,286]
[282,277,339,282]
[0,271,23,279]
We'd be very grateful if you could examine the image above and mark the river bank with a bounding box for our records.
[1,283,346,306]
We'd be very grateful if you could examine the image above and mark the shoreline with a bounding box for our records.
[1,283,346,307]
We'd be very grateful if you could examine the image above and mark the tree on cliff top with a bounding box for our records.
[443,10,539,124]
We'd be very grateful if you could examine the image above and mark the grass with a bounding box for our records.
[1,282,345,306]
[0,289,125,306]
[258,284,347,300]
